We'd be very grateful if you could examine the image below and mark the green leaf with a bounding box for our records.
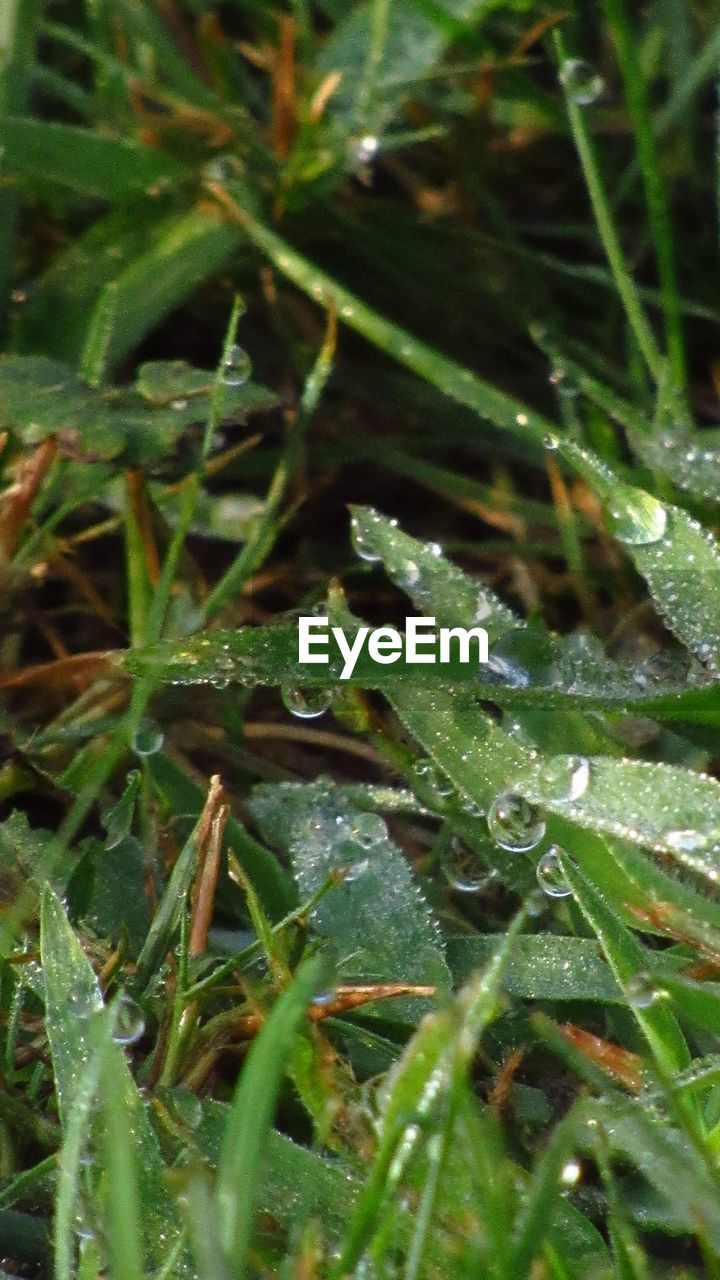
[510,751,720,882]
[0,352,275,464]
[216,956,323,1272]
[40,888,189,1274]
[249,781,451,1017]
[630,424,720,504]
[447,934,624,1003]
[79,209,244,378]
[0,116,184,198]
[579,1096,720,1250]
[561,439,720,670]
[335,913,525,1274]
[557,856,690,1076]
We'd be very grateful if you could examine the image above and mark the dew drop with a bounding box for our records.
[487,791,546,852]
[441,837,493,893]
[536,846,572,898]
[607,491,667,546]
[559,1158,582,1187]
[350,516,382,563]
[627,971,665,1009]
[281,685,333,719]
[132,720,164,757]
[540,755,590,802]
[665,827,706,854]
[559,58,605,106]
[113,994,145,1046]
[69,989,103,1020]
[352,813,387,849]
[343,858,369,883]
[544,433,560,452]
[221,343,252,387]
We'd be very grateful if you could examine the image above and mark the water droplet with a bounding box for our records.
[221,343,252,387]
[350,516,382,563]
[539,755,590,802]
[487,791,546,852]
[526,888,546,917]
[281,685,333,719]
[537,846,572,898]
[627,971,665,1009]
[343,858,369,882]
[351,813,387,849]
[132,720,164,756]
[412,758,454,802]
[441,837,493,893]
[484,655,531,689]
[171,398,188,410]
[559,1158,582,1187]
[70,989,103,1020]
[112,994,145,1046]
[607,491,667,546]
[399,558,420,587]
[665,828,706,854]
[544,433,560,452]
[559,58,605,106]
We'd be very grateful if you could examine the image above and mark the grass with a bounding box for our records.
[2,1,720,1277]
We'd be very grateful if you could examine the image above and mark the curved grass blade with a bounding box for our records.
[447,934,624,1004]
[216,955,323,1273]
[510,752,720,883]
[560,439,720,670]
[556,856,690,1077]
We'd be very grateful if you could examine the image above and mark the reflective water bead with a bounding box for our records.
[487,791,546,852]
[627,971,665,1009]
[441,837,493,893]
[536,846,572,898]
[540,755,590,802]
[352,813,387,849]
[221,343,252,386]
[132,720,164,756]
[350,516,382,563]
[559,58,605,106]
[281,685,333,719]
[607,491,667,546]
[113,994,145,1046]
[559,1158,582,1187]
[544,433,560,452]
[69,989,103,1020]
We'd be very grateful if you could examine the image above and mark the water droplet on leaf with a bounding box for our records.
[560,58,605,105]
[350,516,382,563]
[281,685,333,719]
[221,343,252,386]
[441,837,493,893]
[487,791,546,852]
[536,846,572,898]
[132,720,164,756]
[112,994,145,1046]
[627,971,664,1009]
[608,491,667,546]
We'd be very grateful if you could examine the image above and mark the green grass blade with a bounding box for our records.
[216,955,323,1275]
[601,0,685,386]
[99,1047,145,1280]
[222,184,554,446]
[561,438,720,668]
[552,29,660,377]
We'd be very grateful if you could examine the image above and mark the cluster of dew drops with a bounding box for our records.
[438,757,592,904]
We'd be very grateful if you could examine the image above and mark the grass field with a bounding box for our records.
[2,1,720,1276]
